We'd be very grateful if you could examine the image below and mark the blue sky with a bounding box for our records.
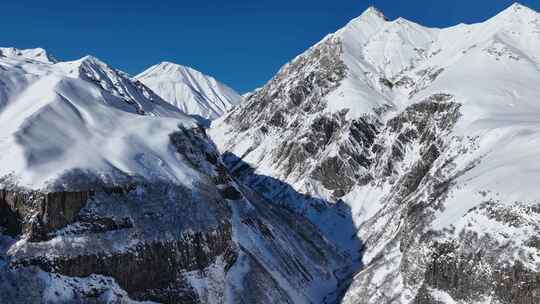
[1,1,539,92]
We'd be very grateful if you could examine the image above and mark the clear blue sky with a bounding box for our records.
[1,0,538,92]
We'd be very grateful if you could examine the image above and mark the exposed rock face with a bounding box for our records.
[4,4,540,304]
[15,226,234,303]
[65,56,167,116]
[0,189,91,241]
[0,122,239,303]
[225,36,347,132]
[217,56,540,304]
[0,40,350,304]
[214,37,381,202]
[341,96,540,304]
[406,198,540,304]
[1,124,229,303]
[0,191,24,236]
[311,114,378,196]
[212,4,540,303]
[415,241,540,304]
[1,123,348,304]
[3,177,236,303]
[372,94,461,182]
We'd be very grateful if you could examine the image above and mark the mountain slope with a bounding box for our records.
[136,62,241,120]
[0,53,197,190]
[210,3,540,303]
[0,49,348,303]
[1,3,540,304]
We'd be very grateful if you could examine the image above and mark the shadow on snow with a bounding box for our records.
[222,151,364,303]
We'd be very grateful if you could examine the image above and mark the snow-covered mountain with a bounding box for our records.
[0,47,57,63]
[1,3,540,304]
[136,62,242,120]
[0,48,347,303]
[0,51,196,190]
[211,3,540,303]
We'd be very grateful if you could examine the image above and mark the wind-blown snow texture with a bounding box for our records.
[136,62,241,121]
[0,52,200,191]
[211,3,540,304]
[0,46,346,303]
[1,3,540,304]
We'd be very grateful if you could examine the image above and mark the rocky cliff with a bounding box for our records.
[2,3,540,304]
[211,4,540,304]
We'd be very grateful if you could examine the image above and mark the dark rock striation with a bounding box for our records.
[0,189,90,241]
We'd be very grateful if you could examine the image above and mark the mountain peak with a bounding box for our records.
[70,55,112,69]
[509,2,529,10]
[495,2,538,19]
[338,5,388,37]
[155,61,191,72]
[506,2,538,13]
[0,47,57,63]
[80,55,102,63]
[360,6,388,21]
[139,62,200,80]
[156,61,181,68]
[61,55,117,75]
[136,62,242,120]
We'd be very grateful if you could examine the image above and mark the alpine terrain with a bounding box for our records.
[0,2,539,304]
[136,62,242,121]
[211,3,540,304]
[0,48,348,303]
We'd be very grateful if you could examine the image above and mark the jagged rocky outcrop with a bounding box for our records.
[212,4,540,304]
[0,189,90,241]
[1,125,237,303]
[0,44,348,303]
[213,36,381,201]
[0,123,347,303]
[3,3,540,304]
[224,36,347,131]
[16,227,234,303]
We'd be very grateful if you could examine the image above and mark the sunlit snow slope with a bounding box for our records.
[211,3,540,303]
[0,47,348,304]
[136,62,241,120]
[0,49,201,191]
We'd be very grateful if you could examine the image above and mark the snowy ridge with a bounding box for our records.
[0,48,348,304]
[0,50,200,191]
[56,56,186,117]
[136,62,241,120]
[213,2,540,204]
[211,3,540,303]
[1,3,540,304]
[0,47,57,63]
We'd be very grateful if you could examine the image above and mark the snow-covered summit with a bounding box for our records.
[0,50,347,304]
[54,55,186,117]
[211,4,540,302]
[359,6,388,21]
[0,51,198,191]
[136,62,242,120]
[336,6,388,45]
[499,2,538,17]
[0,47,57,63]
[1,3,540,304]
